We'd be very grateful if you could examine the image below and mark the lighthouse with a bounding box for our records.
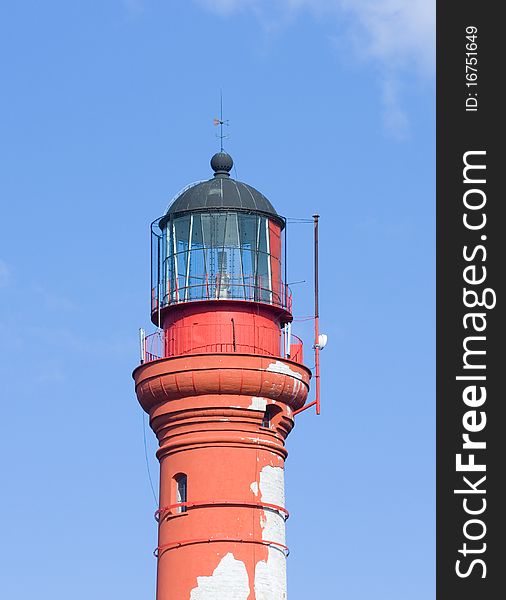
[133,151,315,599]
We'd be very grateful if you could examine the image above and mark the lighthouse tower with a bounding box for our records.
[133,151,312,599]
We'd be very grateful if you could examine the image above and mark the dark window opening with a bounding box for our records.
[175,473,187,513]
[261,405,282,429]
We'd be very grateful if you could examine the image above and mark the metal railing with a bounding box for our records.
[151,275,292,314]
[139,328,303,364]
[288,335,303,364]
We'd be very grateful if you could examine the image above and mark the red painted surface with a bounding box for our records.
[269,220,282,300]
[134,352,310,599]
[161,301,289,357]
[135,212,311,598]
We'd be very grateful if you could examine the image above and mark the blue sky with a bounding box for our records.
[0,2,434,598]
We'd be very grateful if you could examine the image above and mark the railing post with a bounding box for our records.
[139,328,146,364]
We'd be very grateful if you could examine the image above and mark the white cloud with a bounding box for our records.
[337,0,435,74]
[196,0,435,138]
[198,0,434,70]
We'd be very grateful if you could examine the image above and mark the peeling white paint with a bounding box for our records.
[255,550,287,600]
[254,465,287,600]
[266,361,302,380]
[249,396,267,411]
[190,553,250,600]
[267,361,303,396]
[250,481,259,496]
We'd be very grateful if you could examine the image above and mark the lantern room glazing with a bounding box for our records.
[151,209,290,312]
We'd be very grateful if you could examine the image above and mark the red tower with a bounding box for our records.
[133,152,317,599]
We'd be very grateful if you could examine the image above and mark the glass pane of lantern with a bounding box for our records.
[223,214,243,298]
[201,214,217,295]
[224,212,239,247]
[160,227,168,306]
[156,210,281,307]
[238,214,257,298]
[167,221,177,302]
[213,212,227,249]
[201,213,213,247]
[256,217,272,302]
[190,213,203,247]
[189,214,205,300]
[174,216,190,299]
[151,229,160,308]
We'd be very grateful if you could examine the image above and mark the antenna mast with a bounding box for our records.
[220,92,224,151]
[214,91,229,151]
[313,214,321,415]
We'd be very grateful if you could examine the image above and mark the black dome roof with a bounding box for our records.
[160,152,284,228]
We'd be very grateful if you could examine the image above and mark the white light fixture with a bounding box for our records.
[315,333,328,350]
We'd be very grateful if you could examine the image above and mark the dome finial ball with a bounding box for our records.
[211,152,233,176]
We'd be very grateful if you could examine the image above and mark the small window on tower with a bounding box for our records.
[261,405,282,430]
[175,473,187,513]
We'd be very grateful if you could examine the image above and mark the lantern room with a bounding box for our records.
[150,152,291,324]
